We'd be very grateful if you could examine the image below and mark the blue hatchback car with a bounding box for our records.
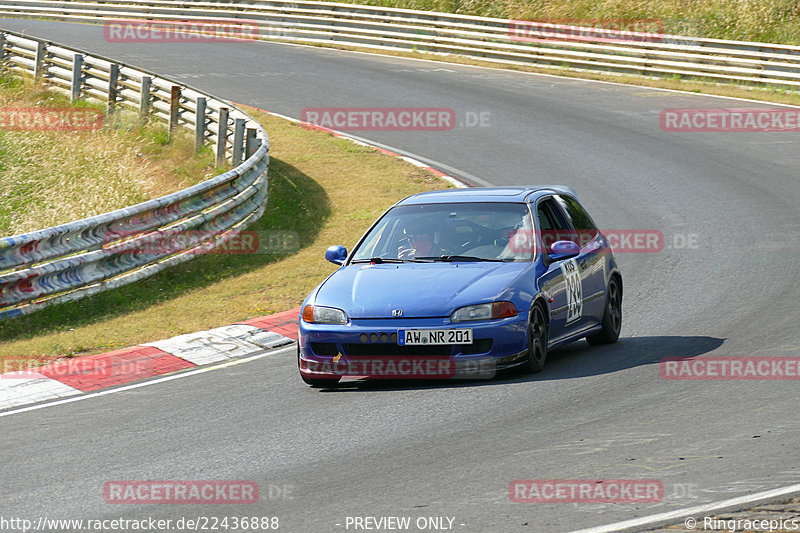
[298,186,622,386]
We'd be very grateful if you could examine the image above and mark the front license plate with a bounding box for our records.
[398,329,473,345]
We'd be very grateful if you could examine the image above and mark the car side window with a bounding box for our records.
[536,197,574,251]
[555,195,599,248]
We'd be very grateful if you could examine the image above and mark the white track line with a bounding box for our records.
[0,345,295,419]
[571,483,800,533]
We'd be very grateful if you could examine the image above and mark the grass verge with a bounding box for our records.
[0,107,449,358]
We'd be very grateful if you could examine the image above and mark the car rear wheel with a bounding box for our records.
[586,276,622,345]
[521,303,548,373]
[298,344,341,387]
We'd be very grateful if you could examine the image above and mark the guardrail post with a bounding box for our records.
[232,118,246,166]
[107,63,119,114]
[34,41,46,80]
[70,53,83,102]
[215,107,229,167]
[0,34,6,61]
[194,97,207,152]
[139,75,151,120]
[169,85,181,133]
[245,128,258,159]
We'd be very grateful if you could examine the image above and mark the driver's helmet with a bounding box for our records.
[401,217,437,256]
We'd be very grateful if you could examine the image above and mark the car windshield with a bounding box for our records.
[350,202,535,262]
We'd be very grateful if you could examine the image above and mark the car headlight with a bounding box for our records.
[302,305,348,324]
[450,301,518,322]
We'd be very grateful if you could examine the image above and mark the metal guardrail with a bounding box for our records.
[1,0,800,89]
[0,28,269,320]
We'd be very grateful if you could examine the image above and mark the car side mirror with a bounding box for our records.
[549,240,580,261]
[325,245,348,265]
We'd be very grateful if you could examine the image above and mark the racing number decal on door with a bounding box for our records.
[561,258,583,324]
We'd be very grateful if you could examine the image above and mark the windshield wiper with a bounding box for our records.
[416,255,506,262]
[351,257,406,264]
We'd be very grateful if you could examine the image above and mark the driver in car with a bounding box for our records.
[397,220,447,259]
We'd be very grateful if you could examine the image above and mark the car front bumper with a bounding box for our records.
[298,315,529,380]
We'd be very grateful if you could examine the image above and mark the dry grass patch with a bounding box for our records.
[0,73,223,236]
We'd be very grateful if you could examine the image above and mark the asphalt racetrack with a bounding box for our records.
[1,18,799,532]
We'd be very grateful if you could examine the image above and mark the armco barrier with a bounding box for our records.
[0,29,269,320]
[1,0,800,89]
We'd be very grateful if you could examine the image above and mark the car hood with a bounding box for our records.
[314,262,529,318]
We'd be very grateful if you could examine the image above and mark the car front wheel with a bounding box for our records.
[521,303,548,373]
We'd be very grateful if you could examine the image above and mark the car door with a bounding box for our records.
[534,196,586,342]
[553,194,607,327]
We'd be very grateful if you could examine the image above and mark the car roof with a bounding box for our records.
[395,186,578,205]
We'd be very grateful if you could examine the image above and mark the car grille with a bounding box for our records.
[343,344,452,357]
[310,342,339,356]
[460,339,493,355]
[312,340,493,357]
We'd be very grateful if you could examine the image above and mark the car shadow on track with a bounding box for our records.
[313,335,725,392]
